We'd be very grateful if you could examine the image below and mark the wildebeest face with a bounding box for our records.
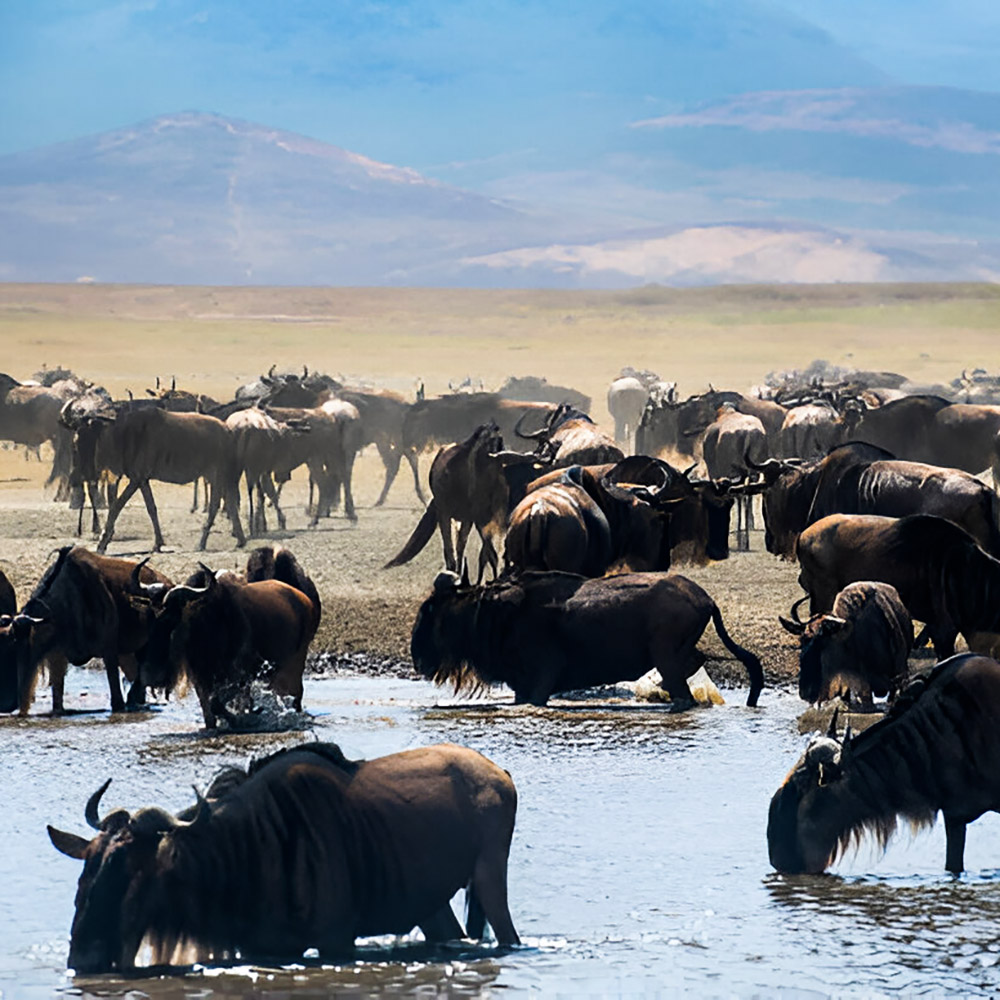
[0,617,17,713]
[781,615,851,704]
[0,614,47,714]
[138,585,208,691]
[410,572,463,678]
[767,736,844,874]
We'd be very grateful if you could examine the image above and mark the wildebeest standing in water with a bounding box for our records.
[768,654,1000,874]
[47,741,520,973]
[412,570,763,708]
[137,546,319,728]
[0,546,172,715]
[795,513,1000,660]
[779,582,913,707]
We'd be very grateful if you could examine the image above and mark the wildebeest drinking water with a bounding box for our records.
[767,654,1000,874]
[47,741,520,973]
[411,570,763,708]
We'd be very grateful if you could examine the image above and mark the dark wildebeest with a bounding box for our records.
[778,401,859,460]
[498,375,591,413]
[411,570,763,708]
[385,423,507,581]
[513,403,623,468]
[702,404,767,550]
[63,403,246,553]
[504,465,672,577]
[0,371,76,499]
[796,513,1000,660]
[851,394,1000,475]
[0,569,14,616]
[47,741,519,973]
[752,442,1000,559]
[138,550,320,728]
[779,582,914,707]
[0,546,172,715]
[607,374,655,451]
[768,654,1000,874]
[401,394,559,503]
[265,402,360,524]
[225,407,306,535]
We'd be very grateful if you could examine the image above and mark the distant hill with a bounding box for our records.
[2,104,1000,288]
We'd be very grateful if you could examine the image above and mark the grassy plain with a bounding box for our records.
[0,281,995,697]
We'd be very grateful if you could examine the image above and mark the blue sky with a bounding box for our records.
[2,0,999,169]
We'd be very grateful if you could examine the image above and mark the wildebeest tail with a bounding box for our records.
[384,500,438,568]
[709,603,764,707]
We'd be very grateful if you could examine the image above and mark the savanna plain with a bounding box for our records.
[4,281,1000,998]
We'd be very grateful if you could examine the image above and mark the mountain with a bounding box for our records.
[0,113,548,285]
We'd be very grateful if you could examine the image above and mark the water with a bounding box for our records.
[3,671,1000,998]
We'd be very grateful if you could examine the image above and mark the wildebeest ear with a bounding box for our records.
[818,615,848,637]
[778,615,805,636]
[47,825,90,860]
[433,571,460,594]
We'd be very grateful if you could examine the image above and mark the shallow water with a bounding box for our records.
[3,672,1000,998]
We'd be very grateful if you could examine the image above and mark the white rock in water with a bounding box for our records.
[629,667,724,705]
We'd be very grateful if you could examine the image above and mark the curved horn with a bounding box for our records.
[174,786,211,830]
[681,462,698,480]
[156,376,161,390]
[171,376,176,391]
[302,365,309,379]
[513,410,549,441]
[129,556,152,595]
[778,615,805,636]
[197,563,218,591]
[85,778,112,831]
[790,595,810,625]
[269,364,277,379]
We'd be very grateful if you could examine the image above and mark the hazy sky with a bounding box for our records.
[2,0,999,163]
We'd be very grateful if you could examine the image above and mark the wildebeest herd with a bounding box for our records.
[6,359,1000,975]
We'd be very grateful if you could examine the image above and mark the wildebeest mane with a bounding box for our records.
[25,545,74,610]
[824,654,981,867]
[247,741,362,778]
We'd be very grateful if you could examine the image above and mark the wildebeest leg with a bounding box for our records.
[454,520,473,572]
[120,654,146,709]
[438,509,457,571]
[190,478,199,514]
[102,652,127,713]
[654,638,702,711]
[137,481,167,551]
[477,531,499,583]
[420,904,465,943]
[341,449,358,523]
[261,473,286,530]
[944,815,967,873]
[96,478,142,553]
[407,448,427,505]
[469,847,520,946]
[374,441,401,506]
[86,480,102,535]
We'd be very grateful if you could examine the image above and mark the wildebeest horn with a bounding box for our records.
[145,388,156,397]
[85,778,112,830]
[790,595,810,625]
[778,615,805,636]
[433,570,460,593]
[826,706,840,740]
[171,376,176,391]
[268,364,277,379]
[174,786,211,830]
[460,559,470,588]
[129,556,152,594]
[681,462,698,480]
[302,365,309,379]
[514,411,548,441]
[155,376,161,390]
[198,563,218,591]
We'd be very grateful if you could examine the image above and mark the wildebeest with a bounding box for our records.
[47,741,519,972]
[753,442,1000,559]
[778,401,859,460]
[779,582,914,707]
[138,548,320,728]
[504,465,672,577]
[607,373,656,451]
[498,374,591,414]
[702,404,767,550]
[513,403,623,468]
[385,423,507,581]
[411,570,763,708]
[768,654,1000,874]
[401,394,559,502]
[0,546,172,715]
[637,388,785,461]
[851,394,1000,475]
[62,402,246,553]
[796,513,1000,659]
[0,568,14,617]
[0,371,76,499]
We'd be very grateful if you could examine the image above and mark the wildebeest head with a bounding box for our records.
[744,455,817,557]
[779,602,852,704]
[47,779,210,974]
[767,715,852,874]
[410,571,471,686]
[0,608,50,714]
[138,570,219,692]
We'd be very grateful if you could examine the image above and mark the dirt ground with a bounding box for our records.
[6,279,997,697]
[0,447,803,693]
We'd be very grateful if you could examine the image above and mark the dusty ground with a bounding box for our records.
[4,279,996,697]
[0,448,802,693]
